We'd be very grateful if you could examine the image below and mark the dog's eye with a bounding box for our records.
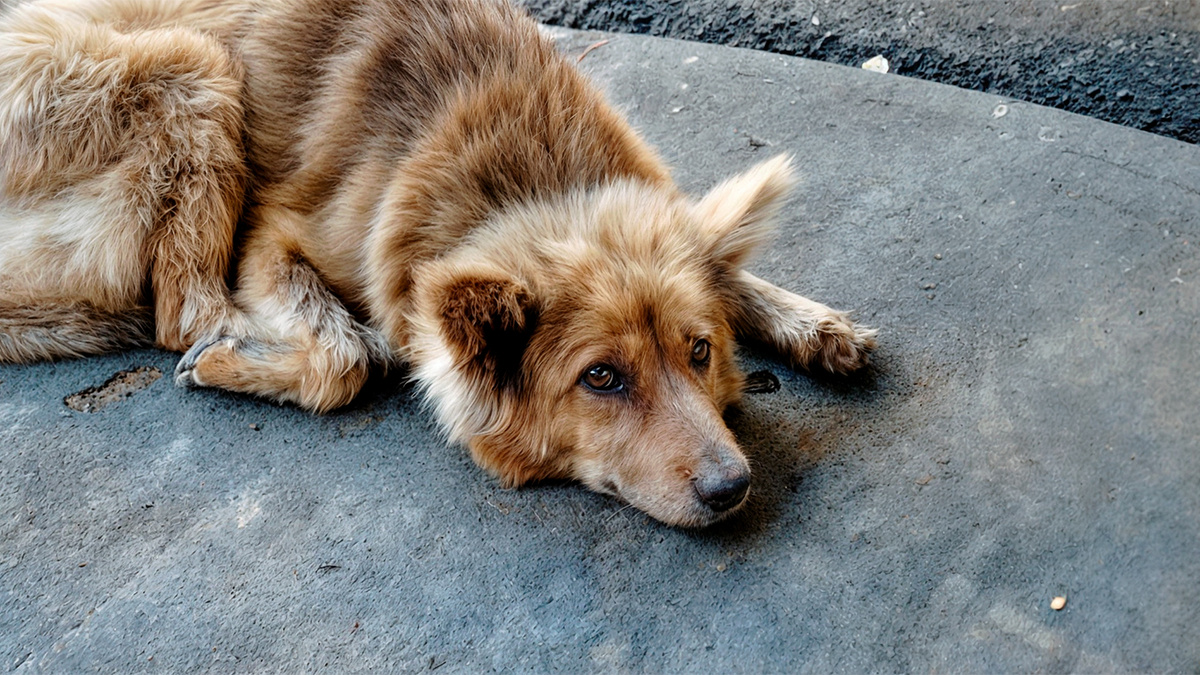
[692,339,711,365]
[581,364,622,392]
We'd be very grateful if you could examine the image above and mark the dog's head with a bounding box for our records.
[409,155,795,527]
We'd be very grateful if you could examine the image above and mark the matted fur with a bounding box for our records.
[0,0,877,526]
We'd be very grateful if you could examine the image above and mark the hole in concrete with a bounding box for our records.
[64,366,163,413]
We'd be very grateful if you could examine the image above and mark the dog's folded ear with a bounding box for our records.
[429,263,539,387]
[692,153,797,270]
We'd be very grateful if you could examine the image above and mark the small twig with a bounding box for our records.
[577,39,610,63]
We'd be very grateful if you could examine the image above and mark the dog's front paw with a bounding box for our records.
[811,315,877,375]
[175,336,236,388]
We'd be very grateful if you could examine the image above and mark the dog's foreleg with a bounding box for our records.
[727,271,877,374]
[175,206,389,413]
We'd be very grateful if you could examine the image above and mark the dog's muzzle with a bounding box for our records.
[692,452,750,513]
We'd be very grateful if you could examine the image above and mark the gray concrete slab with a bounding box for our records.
[3,27,1199,673]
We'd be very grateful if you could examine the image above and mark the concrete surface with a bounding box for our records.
[3,26,1200,673]
[524,0,1200,144]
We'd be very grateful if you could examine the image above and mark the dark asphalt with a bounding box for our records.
[524,0,1200,144]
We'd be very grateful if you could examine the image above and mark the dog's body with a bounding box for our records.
[0,0,875,526]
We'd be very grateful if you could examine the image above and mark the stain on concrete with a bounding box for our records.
[338,414,386,437]
[63,367,162,413]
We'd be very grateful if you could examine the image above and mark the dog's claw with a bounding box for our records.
[175,336,230,388]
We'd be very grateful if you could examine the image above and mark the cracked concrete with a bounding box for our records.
[2,25,1198,673]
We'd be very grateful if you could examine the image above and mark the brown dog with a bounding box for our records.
[0,0,876,526]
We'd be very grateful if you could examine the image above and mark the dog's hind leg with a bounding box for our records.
[0,4,248,357]
[727,271,877,374]
[175,206,389,413]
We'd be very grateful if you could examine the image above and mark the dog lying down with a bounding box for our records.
[0,0,876,526]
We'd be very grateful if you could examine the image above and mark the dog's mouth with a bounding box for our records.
[673,491,751,528]
[600,477,751,528]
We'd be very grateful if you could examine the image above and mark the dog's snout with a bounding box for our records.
[693,465,750,512]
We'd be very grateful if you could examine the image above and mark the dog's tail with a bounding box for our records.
[0,301,153,363]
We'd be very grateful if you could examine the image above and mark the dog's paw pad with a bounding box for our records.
[815,318,877,374]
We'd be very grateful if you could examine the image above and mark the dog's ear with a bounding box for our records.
[433,264,538,388]
[692,154,797,269]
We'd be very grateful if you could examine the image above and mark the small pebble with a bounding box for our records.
[716,563,727,572]
[934,253,943,260]
[862,55,890,73]
[1051,596,1067,610]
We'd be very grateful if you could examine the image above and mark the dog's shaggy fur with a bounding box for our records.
[0,0,876,526]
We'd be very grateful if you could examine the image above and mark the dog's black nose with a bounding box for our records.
[693,469,750,512]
